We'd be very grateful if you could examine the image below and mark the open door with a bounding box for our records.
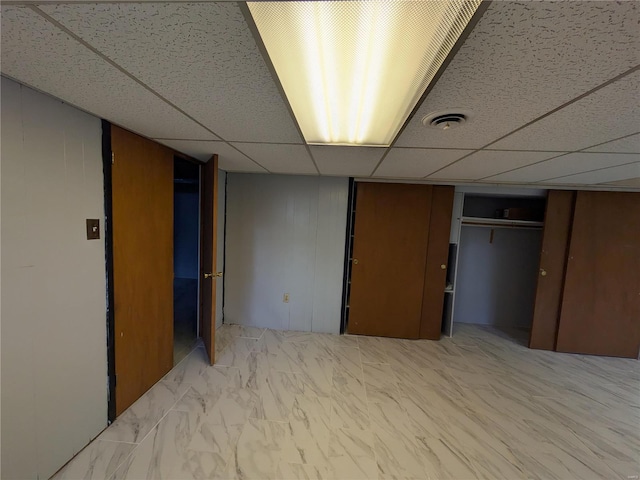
[111,126,174,415]
[200,155,219,364]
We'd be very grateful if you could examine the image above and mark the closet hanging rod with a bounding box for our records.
[461,216,543,229]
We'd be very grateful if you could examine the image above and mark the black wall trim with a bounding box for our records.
[340,178,356,335]
[101,120,116,423]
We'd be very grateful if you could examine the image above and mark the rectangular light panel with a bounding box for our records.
[248,0,481,147]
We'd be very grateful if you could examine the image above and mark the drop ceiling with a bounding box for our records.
[1,1,638,190]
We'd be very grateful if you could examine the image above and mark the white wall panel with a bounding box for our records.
[1,77,107,480]
[312,181,350,333]
[225,174,348,333]
[454,226,542,328]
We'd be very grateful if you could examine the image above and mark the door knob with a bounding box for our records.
[204,272,213,279]
[540,269,547,277]
[215,272,223,277]
[353,259,359,265]
[441,264,446,270]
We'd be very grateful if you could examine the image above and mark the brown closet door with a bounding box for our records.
[112,126,174,415]
[348,183,432,339]
[200,155,218,365]
[529,190,575,350]
[420,186,454,340]
[556,191,640,358]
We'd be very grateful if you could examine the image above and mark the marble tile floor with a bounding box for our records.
[52,323,639,480]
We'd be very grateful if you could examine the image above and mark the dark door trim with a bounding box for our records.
[101,120,116,423]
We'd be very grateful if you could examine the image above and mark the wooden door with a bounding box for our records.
[111,126,174,415]
[199,155,218,364]
[529,190,575,350]
[348,183,432,339]
[556,191,640,358]
[420,186,455,340]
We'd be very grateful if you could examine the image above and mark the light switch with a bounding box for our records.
[86,219,100,240]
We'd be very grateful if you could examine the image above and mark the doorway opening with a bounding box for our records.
[174,157,201,365]
[451,193,546,343]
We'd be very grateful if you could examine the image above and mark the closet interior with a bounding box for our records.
[445,191,547,336]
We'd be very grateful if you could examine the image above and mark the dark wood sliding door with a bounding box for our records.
[555,191,640,358]
[420,186,455,340]
[348,183,453,339]
[529,190,575,350]
[348,183,431,338]
[111,126,174,415]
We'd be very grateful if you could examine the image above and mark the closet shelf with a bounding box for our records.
[461,216,543,228]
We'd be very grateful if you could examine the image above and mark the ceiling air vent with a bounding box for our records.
[422,112,467,130]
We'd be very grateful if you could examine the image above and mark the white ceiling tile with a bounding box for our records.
[0,6,217,141]
[428,150,563,180]
[374,148,471,178]
[486,152,640,183]
[604,177,640,188]
[155,139,266,173]
[310,146,385,177]
[584,133,640,153]
[231,143,317,175]
[492,71,640,151]
[395,1,639,149]
[41,3,302,144]
[545,162,640,185]
[35,0,237,2]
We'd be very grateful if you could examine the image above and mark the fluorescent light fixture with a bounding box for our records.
[248,0,481,147]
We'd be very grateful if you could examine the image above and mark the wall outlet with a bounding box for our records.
[283,293,290,303]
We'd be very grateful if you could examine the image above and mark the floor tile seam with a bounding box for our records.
[93,438,139,446]
[361,364,404,403]
[163,342,204,383]
[130,382,195,451]
[170,385,202,415]
[217,348,254,369]
[104,437,139,480]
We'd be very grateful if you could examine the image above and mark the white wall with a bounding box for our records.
[1,77,108,479]
[454,225,542,328]
[225,174,348,334]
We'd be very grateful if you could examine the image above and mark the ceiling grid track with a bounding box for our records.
[368,1,492,177]
[27,4,273,173]
[2,1,637,186]
[419,64,640,180]
[537,160,640,184]
[475,131,640,182]
[238,2,319,175]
